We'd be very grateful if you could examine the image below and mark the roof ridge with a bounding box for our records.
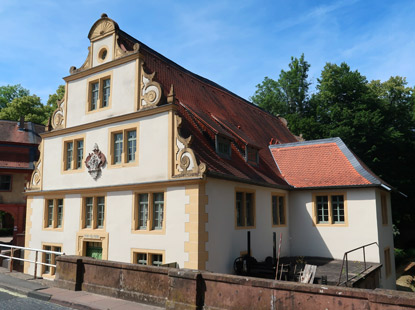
[269,137,341,149]
[118,30,289,127]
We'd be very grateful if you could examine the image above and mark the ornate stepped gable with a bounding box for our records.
[70,14,140,75]
[42,14,306,187]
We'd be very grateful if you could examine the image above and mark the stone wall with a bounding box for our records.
[55,256,415,310]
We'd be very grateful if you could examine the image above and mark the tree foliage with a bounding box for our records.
[0,84,64,125]
[0,84,30,109]
[250,54,318,137]
[0,95,49,125]
[251,54,310,116]
[308,63,385,162]
[46,84,65,111]
[253,56,415,247]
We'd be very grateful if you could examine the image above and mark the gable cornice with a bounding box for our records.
[41,104,175,138]
[64,52,143,82]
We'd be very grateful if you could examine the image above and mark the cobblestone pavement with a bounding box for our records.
[0,288,73,310]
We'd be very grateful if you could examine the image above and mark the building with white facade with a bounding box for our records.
[24,14,396,288]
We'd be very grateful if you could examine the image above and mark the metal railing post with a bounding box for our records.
[0,244,64,278]
[345,253,349,286]
[9,248,14,272]
[336,242,379,286]
[337,254,346,285]
[363,247,366,270]
[34,251,38,279]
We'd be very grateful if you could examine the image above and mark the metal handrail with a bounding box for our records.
[0,243,64,279]
[337,242,378,286]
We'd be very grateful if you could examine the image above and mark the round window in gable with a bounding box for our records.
[98,48,108,62]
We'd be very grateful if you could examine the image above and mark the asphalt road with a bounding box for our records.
[0,288,73,310]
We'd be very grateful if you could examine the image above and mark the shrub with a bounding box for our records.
[395,248,407,267]
[406,248,415,258]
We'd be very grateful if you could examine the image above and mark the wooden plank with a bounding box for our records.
[300,264,317,284]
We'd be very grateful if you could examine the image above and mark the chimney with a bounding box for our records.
[18,116,25,131]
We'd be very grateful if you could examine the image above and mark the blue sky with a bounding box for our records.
[1,0,414,104]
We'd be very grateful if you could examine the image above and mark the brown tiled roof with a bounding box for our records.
[0,146,31,169]
[0,120,44,170]
[269,138,384,188]
[119,32,298,187]
[0,120,44,145]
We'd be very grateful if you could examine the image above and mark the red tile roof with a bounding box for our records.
[116,30,386,189]
[269,138,383,188]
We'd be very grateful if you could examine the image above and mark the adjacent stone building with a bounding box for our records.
[0,119,44,245]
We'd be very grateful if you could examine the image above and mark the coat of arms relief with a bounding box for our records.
[85,143,106,180]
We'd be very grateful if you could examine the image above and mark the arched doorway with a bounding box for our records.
[0,210,14,243]
[0,204,26,245]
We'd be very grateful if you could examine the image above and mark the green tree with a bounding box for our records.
[309,62,384,162]
[251,54,318,137]
[0,84,30,109]
[251,77,286,115]
[278,54,311,115]
[0,84,64,125]
[44,85,65,116]
[367,77,415,240]
[253,59,415,248]
[251,54,311,116]
[0,95,50,125]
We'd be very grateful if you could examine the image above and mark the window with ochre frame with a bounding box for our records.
[87,72,112,112]
[81,196,106,230]
[63,137,84,172]
[132,249,164,267]
[272,194,286,226]
[312,193,347,226]
[43,198,64,230]
[235,189,255,229]
[42,244,62,277]
[108,125,138,167]
[133,191,165,233]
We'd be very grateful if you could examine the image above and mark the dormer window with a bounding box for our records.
[246,145,259,165]
[216,135,231,158]
[87,72,112,112]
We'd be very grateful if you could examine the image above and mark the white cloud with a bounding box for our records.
[1,0,415,105]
